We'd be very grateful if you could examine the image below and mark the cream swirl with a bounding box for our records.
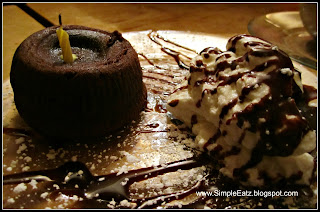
[167,34,316,187]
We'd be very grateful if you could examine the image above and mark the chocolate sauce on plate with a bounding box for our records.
[3,156,204,209]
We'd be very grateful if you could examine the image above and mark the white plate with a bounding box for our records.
[3,30,317,209]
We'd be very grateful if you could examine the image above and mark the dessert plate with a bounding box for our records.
[2,30,317,209]
[248,11,317,70]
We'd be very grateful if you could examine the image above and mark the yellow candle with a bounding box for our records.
[56,26,77,63]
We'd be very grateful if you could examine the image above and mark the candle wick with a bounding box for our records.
[59,13,62,26]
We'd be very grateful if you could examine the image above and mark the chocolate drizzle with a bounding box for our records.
[296,85,317,130]
[219,98,238,120]
[147,31,195,70]
[191,114,198,127]
[3,127,34,138]
[172,34,317,183]
[302,85,317,102]
[148,33,316,184]
[161,47,190,70]
[168,99,180,107]
[3,158,204,208]
[204,130,222,150]
[172,85,188,94]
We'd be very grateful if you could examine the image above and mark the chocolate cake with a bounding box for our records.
[10,25,147,138]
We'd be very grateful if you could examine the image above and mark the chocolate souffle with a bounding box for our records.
[10,25,147,139]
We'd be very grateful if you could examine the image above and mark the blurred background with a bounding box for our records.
[3,3,316,80]
[3,3,301,35]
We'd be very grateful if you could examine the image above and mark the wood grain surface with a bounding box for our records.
[27,3,299,35]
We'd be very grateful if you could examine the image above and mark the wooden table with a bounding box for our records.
[2,5,44,81]
[1,3,304,82]
[27,3,299,35]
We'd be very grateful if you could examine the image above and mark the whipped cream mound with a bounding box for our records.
[167,34,316,187]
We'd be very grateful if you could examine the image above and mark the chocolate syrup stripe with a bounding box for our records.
[303,84,317,102]
[139,53,167,71]
[147,31,196,70]
[3,127,34,138]
[172,85,189,94]
[203,130,221,150]
[146,83,172,92]
[140,31,199,96]
[3,126,170,141]
[3,158,204,201]
[139,53,186,89]
[143,75,178,86]
[228,34,272,53]
[148,31,197,54]
[199,96,239,149]
[139,53,188,79]
[161,47,190,70]
[144,68,175,79]
[137,177,206,209]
